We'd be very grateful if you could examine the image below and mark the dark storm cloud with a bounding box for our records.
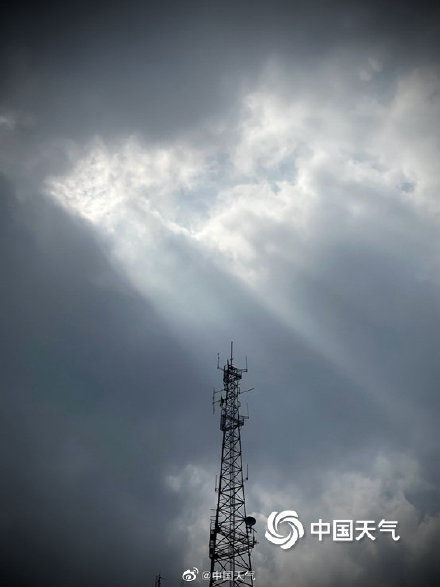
[2,0,439,145]
[2,1,440,585]
[0,177,210,584]
[247,184,440,479]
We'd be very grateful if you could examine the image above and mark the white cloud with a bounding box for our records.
[46,135,206,226]
[375,66,440,209]
[0,113,16,130]
[45,64,440,276]
[44,63,440,373]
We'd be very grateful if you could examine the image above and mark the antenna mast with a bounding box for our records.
[209,344,256,586]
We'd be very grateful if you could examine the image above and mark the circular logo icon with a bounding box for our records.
[265,510,305,549]
[182,567,199,581]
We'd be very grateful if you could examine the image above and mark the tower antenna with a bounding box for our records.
[208,345,256,586]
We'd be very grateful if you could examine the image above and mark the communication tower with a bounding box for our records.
[209,343,256,586]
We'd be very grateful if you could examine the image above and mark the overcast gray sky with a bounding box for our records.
[1,1,440,585]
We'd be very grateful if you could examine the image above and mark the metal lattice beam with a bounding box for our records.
[209,346,256,586]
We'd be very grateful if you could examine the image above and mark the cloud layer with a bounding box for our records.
[2,1,440,585]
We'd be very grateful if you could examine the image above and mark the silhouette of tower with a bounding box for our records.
[209,343,256,586]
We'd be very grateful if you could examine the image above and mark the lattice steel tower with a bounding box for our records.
[209,343,256,586]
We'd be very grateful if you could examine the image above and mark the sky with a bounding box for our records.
[1,1,440,585]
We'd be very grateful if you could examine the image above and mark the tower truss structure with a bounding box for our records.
[209,344,256,586]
